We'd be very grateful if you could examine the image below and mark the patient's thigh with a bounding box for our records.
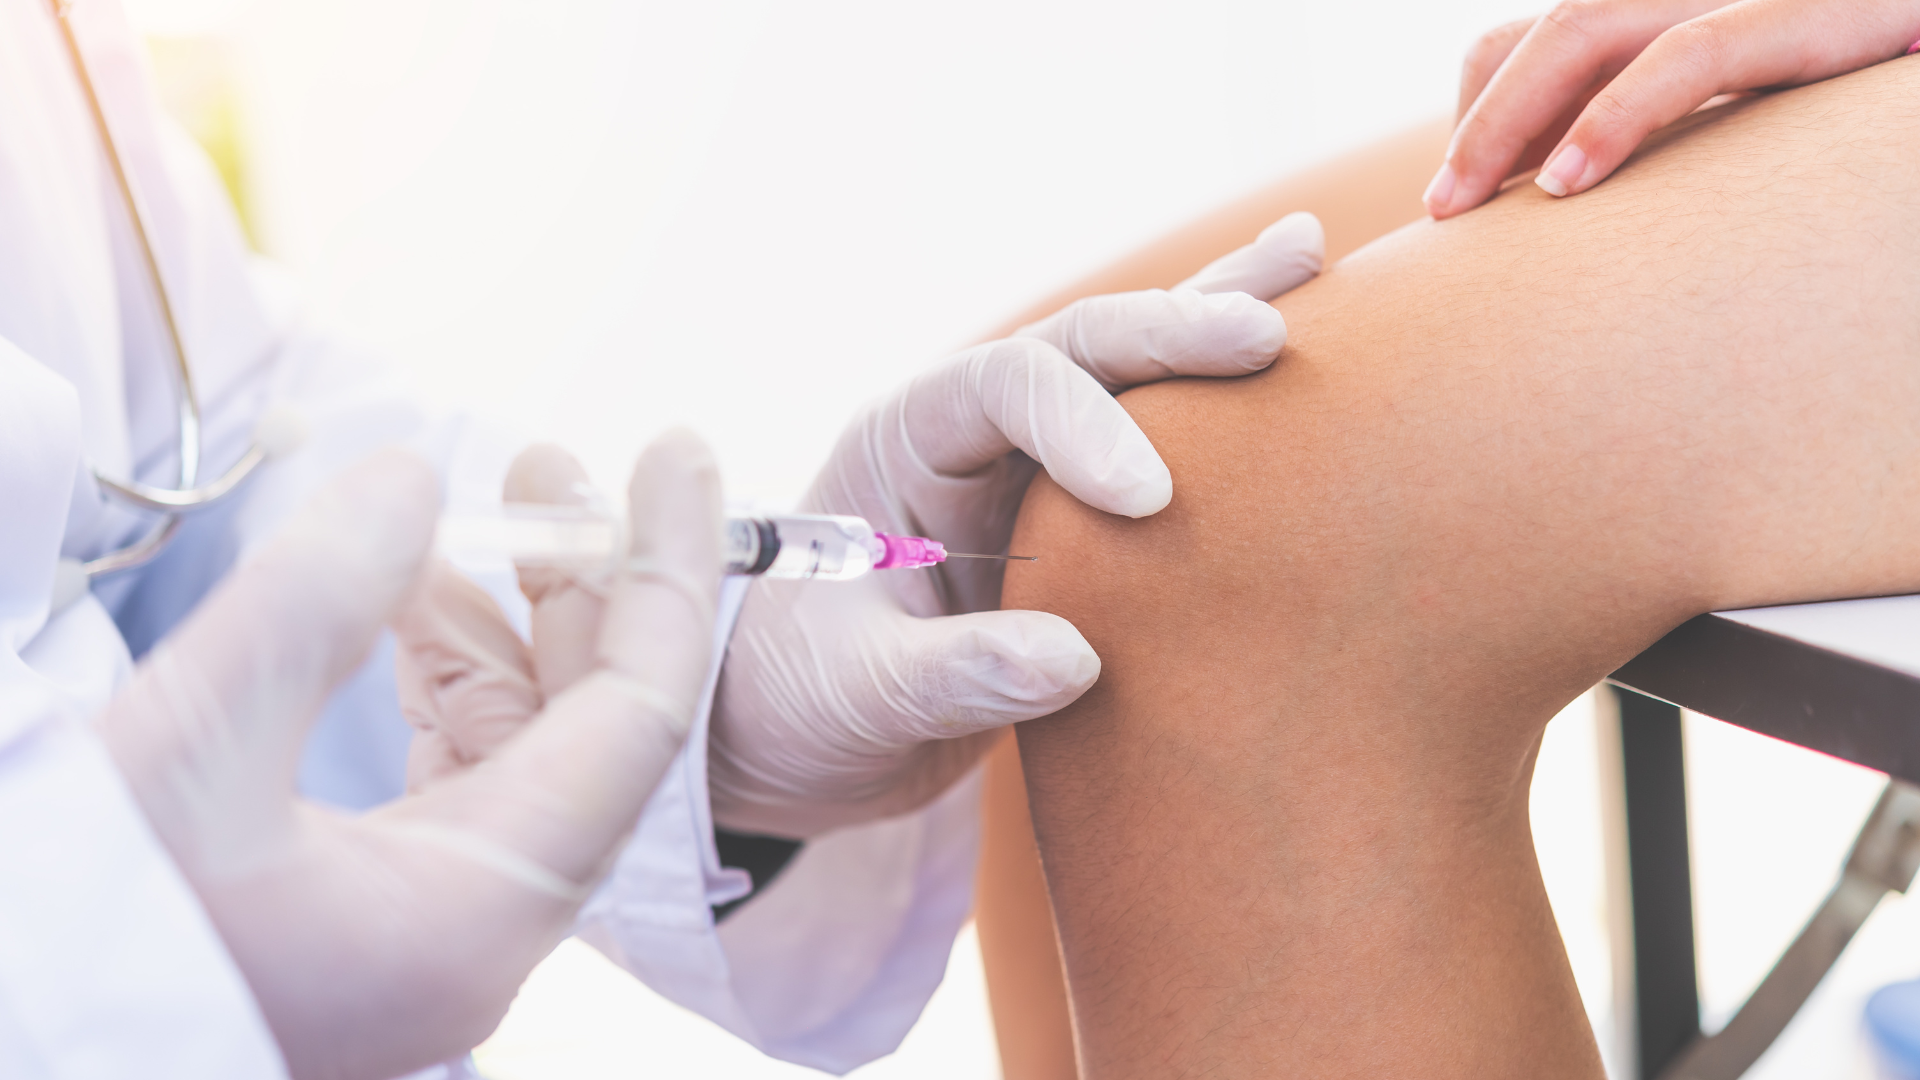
[1028,56,1920,725]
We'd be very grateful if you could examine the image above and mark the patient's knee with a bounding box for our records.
[1001,383,1270,699]
[1000,374,1380,772]
[1001,372,1609,787]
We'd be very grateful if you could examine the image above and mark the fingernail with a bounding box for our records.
[1422,161,1457,216]
[1535,144,1588,198]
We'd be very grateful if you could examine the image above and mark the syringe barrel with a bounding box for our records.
[436,505,619,566]
[727,514,880,580]
[438,505,885,581]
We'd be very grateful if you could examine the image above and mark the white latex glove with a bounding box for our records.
[393,443,656,788]
[709,211,1325,837]
[96,434,722,1080]
[393,558,542,791]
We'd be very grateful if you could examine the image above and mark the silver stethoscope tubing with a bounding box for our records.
[53,0,271,581]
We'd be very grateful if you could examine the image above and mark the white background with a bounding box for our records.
[120,1,1920,1077]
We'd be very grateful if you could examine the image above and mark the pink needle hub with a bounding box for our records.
[873,533,948,570]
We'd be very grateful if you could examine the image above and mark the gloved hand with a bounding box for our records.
[96,433,722,1080]
[709,212,1325,837]
[394,442,652,790]
[392,557,541,791]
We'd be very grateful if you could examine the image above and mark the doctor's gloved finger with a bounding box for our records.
[504,443,605,697]
[404,728,466,792]
[504,442,598,609]
[1533,0,1920,200]
[1013,216,1317,392]
[1428,0,1727,219]
[1014,289,1288,391]
[504,441,594,502]
[389,558,541,775]
[99,451,439,834]
[1173,211,1325,302]
[596,428,723,680]
[902,339,1173,517]
[444,430,722,888]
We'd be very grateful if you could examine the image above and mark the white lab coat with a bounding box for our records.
[0,0,980,1075]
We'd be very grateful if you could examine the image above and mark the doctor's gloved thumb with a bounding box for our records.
[893,608,1101,742]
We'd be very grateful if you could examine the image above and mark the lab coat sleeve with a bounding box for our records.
[574,575,984,1075]
[0,340,287,1080]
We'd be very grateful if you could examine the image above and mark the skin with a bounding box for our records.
[976,741,1079,1080]
[992,117,1452,336]
[975,117,1454,1080]
[995,55,1920,1079]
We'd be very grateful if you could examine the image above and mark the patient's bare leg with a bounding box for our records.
[976,118,1452,1080]
[989,117,1451,337]
[1004,57,1920,1079]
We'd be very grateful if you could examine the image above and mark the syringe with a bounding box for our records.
[436,504,1035,582]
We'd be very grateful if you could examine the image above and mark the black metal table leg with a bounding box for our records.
[1615,685,1702,1079]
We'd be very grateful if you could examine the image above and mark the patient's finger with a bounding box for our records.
[1458,17,1539,122]
[900,338,1173,518]
[1430,0,1727,219]
[1535,0,1920,200]
[1015,288,1288,392]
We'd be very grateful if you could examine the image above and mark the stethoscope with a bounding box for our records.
[50,0,293,601]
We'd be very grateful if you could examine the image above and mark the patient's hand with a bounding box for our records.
[1426,0,1920,218]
